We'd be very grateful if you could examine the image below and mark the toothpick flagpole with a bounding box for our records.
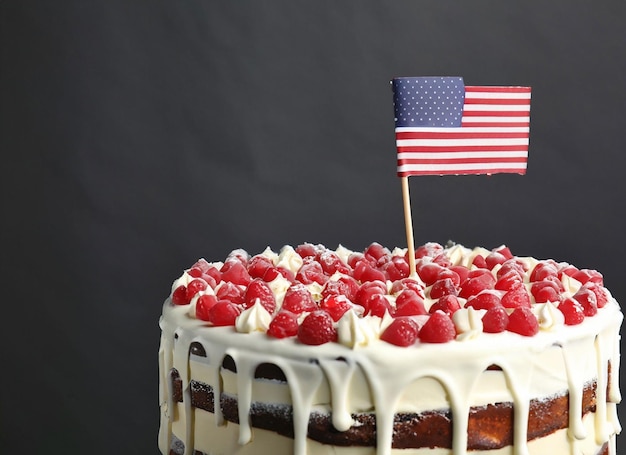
[401,176,416,277]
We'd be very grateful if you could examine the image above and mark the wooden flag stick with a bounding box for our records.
[401,176,416,277]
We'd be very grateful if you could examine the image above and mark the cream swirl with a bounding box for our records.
[235,300,272,333]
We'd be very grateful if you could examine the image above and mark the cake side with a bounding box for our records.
[158,243,622,455]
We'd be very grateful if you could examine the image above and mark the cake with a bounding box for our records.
[158,242,622,455]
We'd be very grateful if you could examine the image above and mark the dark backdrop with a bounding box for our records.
[2,1,625,453]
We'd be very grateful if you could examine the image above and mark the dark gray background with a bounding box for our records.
[2,1,625,453]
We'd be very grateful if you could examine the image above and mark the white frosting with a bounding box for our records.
[159,244,623,455]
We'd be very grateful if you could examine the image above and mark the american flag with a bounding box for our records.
[392,76,531,176]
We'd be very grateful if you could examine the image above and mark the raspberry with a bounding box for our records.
[429,278,458,300]
[414,242,444,259]
[185,278,208,301]
[584,282,609,308]
[380,317,419,347]
[263,266,295,283]
[449,265,470,286]
[459,270,496,299]
[417,263,444,286]
[208,300,241,326]
[220,259,252,286]
[367,293,394,317]
[190,258,211,273]
[267,311,299,338]
[494,245,514,260]
[465,291,502,310]
[572,269,604,286]
[317,250,351,275]
[429,294,461,316]
[530,281,561,304]
[390,278,424,298]
[529,262,558,282]
[471,255,488,269]
[297,310,337,345]
[320,294,353,321]
[394,289,427,316]
[501,287,531,309]
[494,270,523,292]
[196,294,218,321]
[354,281,387,312]
[244,279,276,313]
[172,285,190,305]
[321,276,359,302]
[295,243,319,259]
[382,256,410,281]
[482,306,509,333]
[352,260,386,283]
[507,307,539,336]
[559,297,585,325]
[485,252,507,270]
[247,255,274,279]
[216,282,245,304]
[295,260,328,285]
[418,311,456,343]
[435,268,461,287]
[282,283,318,314]
[572,287,598,317]
[431,253,452,268]
[496,259,527,278]
[364,242,390,261]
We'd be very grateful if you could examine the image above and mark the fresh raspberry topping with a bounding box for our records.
[297,310,338,345]
[208,300,241,326]
[318,250,351,275]
[459,270,496,299]
[352,260,386,283]
[417,263,444,286]
[174,243,612,346]
[247,255,274,279]
[320,294,353,321]
[429,294,461,316]
[429,278,458,300]
[559,297,585,325]
[494,271,523,292]
[186,278,208,301]
[382,256,410,281]
[530,280,561,304]
[394,289,428,316]
[295,243,319,259]
[364,242,389,261]
[482,306,509,333]
[507,307,539,336]
[572,287,598,317]
[216,281,246,304]
[501,287,531,309]
[465,291,502,311]
[354,281,387,312]
[485,252,507,270]
[282,283,318,314]
[321,276,359,302]
[529,262,558,282]
[220,259,252,286]
[380,317,419,346]
[172,285,190,305]
[367,293,394,318]
[295,259,328,285]
[267,311,299,338]
[390,278,424,298]
[418,310,456,343]
[584,282,608,308]
[196,294,218,321]
[244,279,276,313]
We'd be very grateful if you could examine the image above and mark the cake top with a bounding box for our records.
[166,242,614,348]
